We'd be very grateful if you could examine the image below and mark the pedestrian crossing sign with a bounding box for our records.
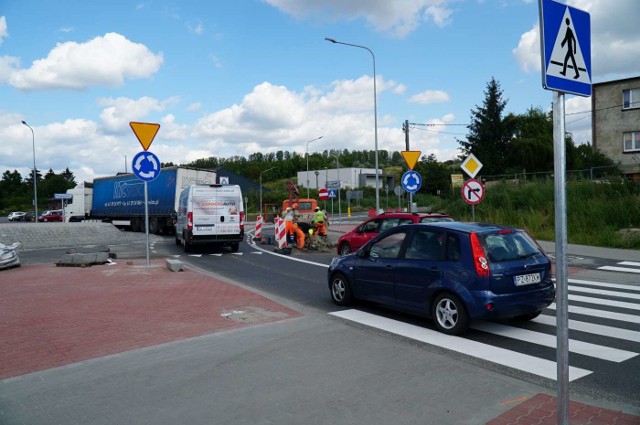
[539,0,591,97]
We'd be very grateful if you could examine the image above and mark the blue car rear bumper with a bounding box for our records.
[464,285,556,319]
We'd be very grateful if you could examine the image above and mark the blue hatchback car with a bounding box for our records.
[328,222,556,335]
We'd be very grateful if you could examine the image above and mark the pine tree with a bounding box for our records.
[457,77,510,175]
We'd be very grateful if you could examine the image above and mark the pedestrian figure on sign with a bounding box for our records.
[560,18,579,79]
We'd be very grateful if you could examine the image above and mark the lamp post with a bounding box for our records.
[305,136,323,198]
[259,166,276,218]
[325,37,379,213]
[331,152,342,224]
[21,121,38,222]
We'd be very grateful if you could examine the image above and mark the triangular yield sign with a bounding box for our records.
[130,122,160,151]
[401,151,422,170]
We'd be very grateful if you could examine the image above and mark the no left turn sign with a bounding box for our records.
[461,179,485,205]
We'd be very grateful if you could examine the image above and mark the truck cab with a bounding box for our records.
[282,198,318,222]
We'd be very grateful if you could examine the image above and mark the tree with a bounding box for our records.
[458,77,510,175]
[504,108,554,173]
[60,167,76,185]
[415,154,451,195]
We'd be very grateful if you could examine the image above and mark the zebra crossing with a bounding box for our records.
[329,277,640,382]
[598,260,640,274]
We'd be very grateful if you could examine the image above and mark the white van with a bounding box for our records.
[175,184,244,252]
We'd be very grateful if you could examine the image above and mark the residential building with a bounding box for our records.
[592,76,640,182]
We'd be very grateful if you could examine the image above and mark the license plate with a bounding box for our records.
[514,272,541,286]
[197,226,213,231]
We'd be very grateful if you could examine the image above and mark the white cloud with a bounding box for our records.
[1,73,460,183]
[264,0,454,37]
[410,90,450,104]
[512,25,540,73]
[97,96,177,132]
[186,102,202,112]
[513,0,640,79]
[8,32,163,91]
[565,95,592,145]
[0,16,7,45]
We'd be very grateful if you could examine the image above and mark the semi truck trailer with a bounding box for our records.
[64,166,217,234]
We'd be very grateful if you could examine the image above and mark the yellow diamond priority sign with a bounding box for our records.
[130,122,160,151]
[401,151,422,170]
[461,154,483,179]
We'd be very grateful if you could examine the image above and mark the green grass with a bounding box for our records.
[418,180,640,249]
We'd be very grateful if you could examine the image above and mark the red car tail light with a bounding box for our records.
[470,232,490,277]
[239,211,245,230]
[187,211,193,230]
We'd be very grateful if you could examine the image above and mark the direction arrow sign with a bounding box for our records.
[461,179,485,205]
[130,122,161,151]
[539,0,591,97]
[401,151,421,170]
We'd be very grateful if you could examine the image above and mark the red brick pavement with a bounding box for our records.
[0,260,301,380]
[486,393,640,425]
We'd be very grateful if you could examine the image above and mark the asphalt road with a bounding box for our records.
[4,220,640,413]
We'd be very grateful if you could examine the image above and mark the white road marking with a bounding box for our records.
[569,284,640,300]
[329,309,592,381]
[533,314,640,343]
[569,279,640,292]
[548,303,640,324]
[568,294,640,311]
[471,321,636,362]
[597,266,640,274]
[619,261,640,267]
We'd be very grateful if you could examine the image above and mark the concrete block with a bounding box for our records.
[165,258,184,272]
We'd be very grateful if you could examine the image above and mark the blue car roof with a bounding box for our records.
[416,221,521,234]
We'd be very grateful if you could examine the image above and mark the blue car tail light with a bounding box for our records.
[470,232,490,277]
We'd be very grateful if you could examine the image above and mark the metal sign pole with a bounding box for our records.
[553,90,569,425]
[144,181,150,268]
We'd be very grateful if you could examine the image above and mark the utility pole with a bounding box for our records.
[402,119,412,211]
[403,119,410,150]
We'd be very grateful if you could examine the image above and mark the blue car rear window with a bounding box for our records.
[478,231,541,262]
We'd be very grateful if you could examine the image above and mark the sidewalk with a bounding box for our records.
[1,233,639,424]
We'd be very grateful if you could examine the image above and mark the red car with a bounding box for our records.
[38,210,64,222]
[336,212,454,256]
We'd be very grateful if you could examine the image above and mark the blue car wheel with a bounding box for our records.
[433,293,469,335]
[330,273,353,306]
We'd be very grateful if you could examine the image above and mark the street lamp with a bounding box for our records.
[305,136,323,198]
[325,37,379,213]
[331,152,342,224]
[259,166,276,218]
[21,120,38,222]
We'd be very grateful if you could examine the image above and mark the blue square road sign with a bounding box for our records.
[539,0,591,97]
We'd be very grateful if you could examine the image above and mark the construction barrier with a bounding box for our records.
[254,215,263,240]
[275,217,287,249]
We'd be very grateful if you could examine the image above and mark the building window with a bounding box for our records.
[623,88,640,109]
[623,131,640,152]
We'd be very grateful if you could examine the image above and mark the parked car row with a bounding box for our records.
[328,213,555,335]
[6,210,63,222]
[37,210,63,222]
[7,211,34,222]
[336,211,454,256]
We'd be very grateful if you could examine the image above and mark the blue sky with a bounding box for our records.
[1,0,638,183]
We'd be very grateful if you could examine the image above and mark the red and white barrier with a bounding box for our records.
[275,217,287,249]
[254,215,263,239]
